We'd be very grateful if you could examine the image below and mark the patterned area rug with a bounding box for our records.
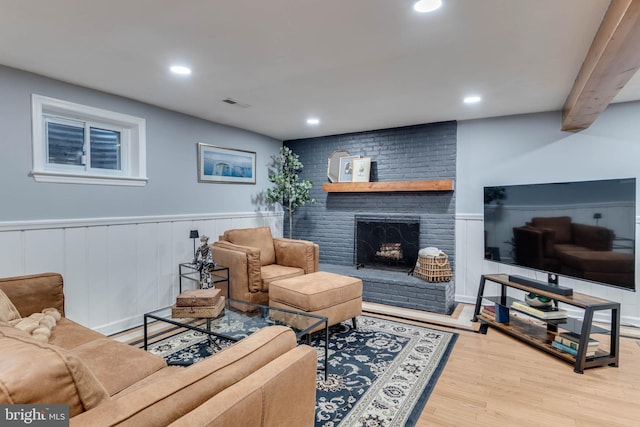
[147,315,457,427]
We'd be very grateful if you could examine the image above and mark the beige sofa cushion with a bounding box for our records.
[223,227,276,266]
[71,338,167,396]
[167,346,317,427]
[260,264,305,291]
[0,325,109,417]
[49,317,111,350]
[69,326,298,427]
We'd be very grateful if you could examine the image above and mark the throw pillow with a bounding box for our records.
[10,307,61,343]
[0,288,21,322]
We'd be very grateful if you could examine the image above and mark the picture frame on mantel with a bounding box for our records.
[338,156,359,182]
[327,149,351,182]
[352,157,371,182]
[197,143,256,184]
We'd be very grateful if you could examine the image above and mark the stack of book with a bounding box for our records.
[552,332,599,358]
[480,304,510,323]
[511,301,568,320]
[172,288,225,319]
[480,305,496,317]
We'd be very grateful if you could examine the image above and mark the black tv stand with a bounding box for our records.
[473,274,620,373]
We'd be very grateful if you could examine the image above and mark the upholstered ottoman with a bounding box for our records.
[269,271,362,333]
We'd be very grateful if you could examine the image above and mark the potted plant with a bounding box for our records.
[266,147,315,239]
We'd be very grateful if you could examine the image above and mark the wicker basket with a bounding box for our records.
[413,253,452,282]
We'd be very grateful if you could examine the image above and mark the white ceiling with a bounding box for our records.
[2,0,639,141]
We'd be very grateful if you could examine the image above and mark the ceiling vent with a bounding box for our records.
[222,98,250,108]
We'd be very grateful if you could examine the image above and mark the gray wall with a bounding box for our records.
[284,121,457,267]
[456,107,640,214]
[455,104,640,325]
[0,65,282,221]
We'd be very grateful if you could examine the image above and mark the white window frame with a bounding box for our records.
[31,94,148,186]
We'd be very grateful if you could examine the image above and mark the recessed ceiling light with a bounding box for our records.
[306,118,320,125]
[170,65,192,75]
[463,95,482,104]
[414,0,442,13]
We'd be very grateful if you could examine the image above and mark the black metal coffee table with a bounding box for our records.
[144,297,329,378]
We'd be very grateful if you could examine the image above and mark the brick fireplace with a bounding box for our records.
[284,121,457,314]
[355,214,420,272]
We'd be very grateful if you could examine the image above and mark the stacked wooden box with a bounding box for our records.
[171,288,225,318]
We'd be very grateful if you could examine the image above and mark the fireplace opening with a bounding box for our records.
[355,215,420,272]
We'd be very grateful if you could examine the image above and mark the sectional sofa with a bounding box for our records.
[0,272,316,426]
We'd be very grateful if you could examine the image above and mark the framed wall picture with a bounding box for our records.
[338,156,359,182]
[197,143,256,184]
[327,149,351,182]
[352,157,371,182]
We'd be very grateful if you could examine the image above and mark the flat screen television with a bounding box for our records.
[484,178,636,291]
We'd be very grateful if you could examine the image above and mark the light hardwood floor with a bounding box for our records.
[415,323,640,426]
[118,306,640,426]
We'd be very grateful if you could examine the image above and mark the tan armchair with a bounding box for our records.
[211,227,319,305]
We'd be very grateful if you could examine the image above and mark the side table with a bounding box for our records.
[179,262,230,297]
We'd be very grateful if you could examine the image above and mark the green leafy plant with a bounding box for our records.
[266,147,315,238]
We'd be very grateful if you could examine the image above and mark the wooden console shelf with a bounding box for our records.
[473,274,620,373]
[322,179,454,193]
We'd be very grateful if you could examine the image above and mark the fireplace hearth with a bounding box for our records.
[355,215,420,272]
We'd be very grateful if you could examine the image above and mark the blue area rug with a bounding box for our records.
[147,315,457,427]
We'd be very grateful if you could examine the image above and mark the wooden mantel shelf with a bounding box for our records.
[322,179,454,193]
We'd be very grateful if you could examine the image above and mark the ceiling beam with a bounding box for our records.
[562,0,640,131]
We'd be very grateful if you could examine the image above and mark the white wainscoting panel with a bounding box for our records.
[107,225,139,330]
[454,214,484,300]
[136,222,160,317]
[0,211,283,334]
[64,227,90,322]
[0,231,23,277]
[25,228,65,274]
[156,222,175,310]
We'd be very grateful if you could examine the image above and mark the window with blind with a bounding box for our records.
[31,95,147,186]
